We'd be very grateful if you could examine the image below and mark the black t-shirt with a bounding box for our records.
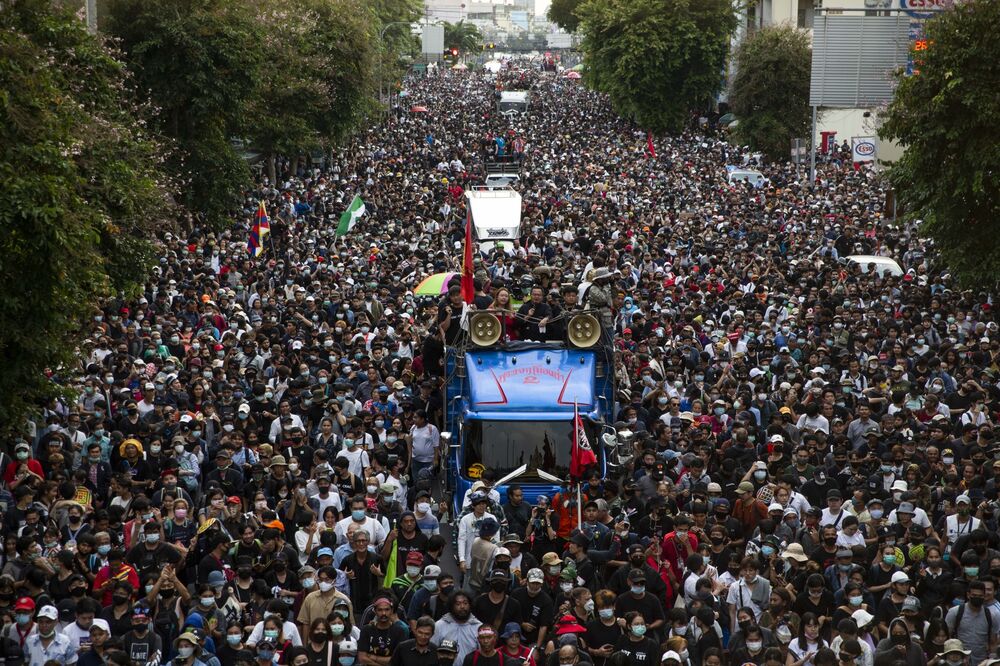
[613,635,661,665]
[390,639,439,666]
[509,587,554,644]
[122,630,163,666]
[126,542,182,578]
[462,652,502,666]
[613,593,665,632]
[358,621,407,658]
[472,592,522,629]
[586,619,623,666]
[395,531,429,567]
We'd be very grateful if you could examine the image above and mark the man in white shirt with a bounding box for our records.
[820,489,848,529]
[24,605,77,666]
[334,496,387,547]
[726,558,770,627]
[457,493,499,573]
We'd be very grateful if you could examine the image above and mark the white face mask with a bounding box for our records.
[416,502,431,514]
[319,581,335,593]
[366,485,378,494]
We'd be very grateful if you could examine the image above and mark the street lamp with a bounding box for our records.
[378,21,413,109]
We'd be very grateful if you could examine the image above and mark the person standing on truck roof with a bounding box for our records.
[439,285,468,346]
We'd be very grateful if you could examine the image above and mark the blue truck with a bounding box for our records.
[443,324,620,514]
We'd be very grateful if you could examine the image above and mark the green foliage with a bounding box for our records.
[729,26,811,162]
[0,0,173,430]
[247,0,378,160]
[548,0,585,33]
[104,0,266,224]
[879,0,1000,288]
[444,20,483,53]
[578,0,737,134]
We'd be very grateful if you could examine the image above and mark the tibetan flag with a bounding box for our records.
[336,195,366,237]
[569,402,597,480]
[461,206,475,304]
[255,201,270,239]
[247,223,263,258]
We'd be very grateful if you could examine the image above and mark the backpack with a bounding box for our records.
[953,602,993,635]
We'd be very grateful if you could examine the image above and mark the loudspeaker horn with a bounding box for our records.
[469,312,502,347]
[568,313,600,348]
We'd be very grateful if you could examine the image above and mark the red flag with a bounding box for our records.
[461,206,475,304]
[646,131,657,159]
[570,402,597,480]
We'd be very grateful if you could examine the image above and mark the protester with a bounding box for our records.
[4,59,1000,666]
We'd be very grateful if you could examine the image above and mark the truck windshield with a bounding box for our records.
[463,420,597,481]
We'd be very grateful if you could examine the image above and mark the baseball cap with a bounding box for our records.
[526,568,544,583]
[14,597,35,611]
[438,639,459,654]
[36,605,58,620]
[891,571,910,584]
[90,618,111,634]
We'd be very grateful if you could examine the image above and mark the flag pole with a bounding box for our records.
[575,399,582,527]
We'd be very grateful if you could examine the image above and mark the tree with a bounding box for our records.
[104,0,266,224]
[879,0,1000,288]
[444,20,483,53]
[0,0,174,431]
[577,0,737,134]
[729,26,811,162]
[247,0,378,182]
[548,0,585,32]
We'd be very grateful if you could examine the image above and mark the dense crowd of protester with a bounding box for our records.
[2,60,1000,666]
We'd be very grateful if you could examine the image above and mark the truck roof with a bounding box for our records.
[465,188,522,241]
[500,91,528,103]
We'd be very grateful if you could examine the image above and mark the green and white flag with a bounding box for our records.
[336,195,365,237]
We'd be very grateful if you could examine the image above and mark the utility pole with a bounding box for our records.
[809,105,817,185]
[85,0,97,33]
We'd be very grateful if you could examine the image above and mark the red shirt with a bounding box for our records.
[92,563,140,606]
[659,530,699,584]
[3,459,44,486]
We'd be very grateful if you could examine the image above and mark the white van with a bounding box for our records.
[726,165,766,187]
[845,255,904,277]
[498,91,529,115]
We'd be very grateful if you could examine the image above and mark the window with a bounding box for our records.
[463,419,599,481]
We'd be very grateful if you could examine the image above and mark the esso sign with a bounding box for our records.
[899,0,953,18]
[855,142,875,156]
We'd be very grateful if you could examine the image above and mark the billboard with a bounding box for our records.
[809,15,912,108]
[422,24,444,55]
[851,136,878,163]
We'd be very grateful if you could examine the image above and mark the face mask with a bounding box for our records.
[747,641,763,651]
[599,608,615,620]
[407,566,422,578]
[339,657,355,666]
[255,500,268,510]
[352,510,366,521]
[631,624,647,637]
[965,567,979,578]
[631,585,645,595]
[15,613,31,625]
[761,545,775,556]
[15,451,28,460]
[319,581,335,593]
[674,624,687,635]
[227,635,242,646]
[560,582,573,593]
[259,651,275,661]
[302,578,315,589]
[423,580,438,591]
[200,596,216,607]
[331,624,346,637]
[754,471,767,481]
[98,545,111,556]
[892,634,909,646]
[150,445,161,454]
[416,502,431,514]
[178,647,194,658]
[145,533,160,544]
[174,444,185,454]
[264,630,279,640]
[849,595,863,606]
[870,509,883,519]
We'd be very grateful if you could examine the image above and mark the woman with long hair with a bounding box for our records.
[786,612,827,666]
